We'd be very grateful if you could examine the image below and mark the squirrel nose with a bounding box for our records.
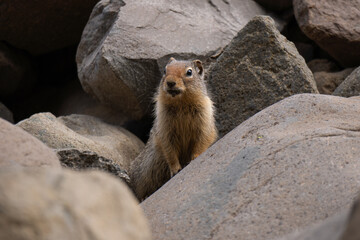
[167,81,176,88]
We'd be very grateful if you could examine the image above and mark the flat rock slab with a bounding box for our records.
[208,16,318,137]
[142,94,360,240]
[293,0,360,67]
[77,0,283,119]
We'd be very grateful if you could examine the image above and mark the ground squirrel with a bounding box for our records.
[129,57,217,201]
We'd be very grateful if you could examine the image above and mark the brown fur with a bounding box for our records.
[129,58,217,201]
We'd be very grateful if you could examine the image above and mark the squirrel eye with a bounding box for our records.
[186,69,192,77]
[164,68,166,75]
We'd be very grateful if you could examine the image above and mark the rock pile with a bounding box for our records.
[1,0,360,239]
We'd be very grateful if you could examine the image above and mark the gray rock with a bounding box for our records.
[0,167,151,240]
[76,0,284,120]
[0,118,60,169]
[278,195,360,240]
[0,0,99,54]
[17,113,144,171]
[0,102,13,123]
[314,68,354,95]
[141,94,360,240]
[293,0,360,67]
[208,16,318,137]
[57,148,130,184]
[333,67,360,97]
[276,210,349,240]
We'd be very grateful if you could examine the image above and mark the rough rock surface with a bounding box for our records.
[333,67,360,97]
[293,0,360,67]
[77,0,283,119]
[141,94,360,240]
[278,195,360,240]
[0,42,36,98]
[0,118,60,168]
[0,167,151,240]
[208,16,318,137]
[57,148,130,184]
[277,210,349,240]
[17,113,144,170]
[0,102,13,123]
[0,0,99,55]
[314,68,354,95]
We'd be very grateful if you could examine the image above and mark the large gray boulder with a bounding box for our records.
[0,167,151,240]
[141,94,360,240]
[293,0,360,67]
[333,66,360,97]
[17,113,144,171]
[76,0,283,119]
[0,118,60,169]
[208,16,318,137]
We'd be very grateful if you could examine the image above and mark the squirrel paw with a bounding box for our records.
[169,163,182,177]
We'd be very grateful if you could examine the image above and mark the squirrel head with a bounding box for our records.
[160,57,205,98]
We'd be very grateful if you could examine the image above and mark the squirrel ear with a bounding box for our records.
[193,60,203,76]
[167,57,176,65]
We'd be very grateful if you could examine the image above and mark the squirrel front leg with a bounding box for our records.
[156,137,181,177]
[165,150,182,177]
[191,128,217,161]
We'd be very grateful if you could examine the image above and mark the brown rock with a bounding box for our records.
[293,0,360,67]
[208,16,318,137]
[278,195,360,240]
[0,0,99,55]
[77,0,284,120]
[0,102,13,123]
[307,59,340,73]
[333,66,360,97]
[314,68,354,95]
[0,167,151,240]
[0,118,60,168]
[17,113,144,171]
[141,94,360,240]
